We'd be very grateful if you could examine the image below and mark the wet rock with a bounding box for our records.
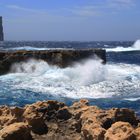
[0,49,106,75]
[0,122,32,140]
[105,121,136,140]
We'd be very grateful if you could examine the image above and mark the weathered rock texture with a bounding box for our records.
[0,99,140,140]
[0,16,4,41]
[0,49,106,75]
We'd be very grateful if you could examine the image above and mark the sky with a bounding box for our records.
[0,0,140,41]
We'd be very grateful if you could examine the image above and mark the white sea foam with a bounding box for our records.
[2,46,71,51]
[1,57,139,100]
[106,39,140,52]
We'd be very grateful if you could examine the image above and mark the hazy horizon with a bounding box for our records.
[0,0,140,41]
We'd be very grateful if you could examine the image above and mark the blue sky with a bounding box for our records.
[0,0,140,41]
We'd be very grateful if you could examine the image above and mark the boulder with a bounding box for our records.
[0,122,32,140]
[23,104,47,135]
[105,121,136,140]
[0,106,24,128]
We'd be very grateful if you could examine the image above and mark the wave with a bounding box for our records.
[106,39,140,52]
[0,58,140,101]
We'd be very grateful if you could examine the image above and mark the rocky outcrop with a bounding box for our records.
[0,49,106,75]
[0,123,32,140]
[0,99,139,140]
[0,16,4,41]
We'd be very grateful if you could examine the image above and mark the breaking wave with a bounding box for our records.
[106,39,140,52]
[0,58,140,101]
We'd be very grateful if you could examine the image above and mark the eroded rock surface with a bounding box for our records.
[0,99,140,140]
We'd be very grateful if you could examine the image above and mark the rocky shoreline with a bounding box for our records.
[0,99,140,140]
[0,49,106,75]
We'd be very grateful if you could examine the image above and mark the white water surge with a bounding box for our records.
[106,39,140,52]
[1,57,140,100]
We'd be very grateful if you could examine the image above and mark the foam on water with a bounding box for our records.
[1,46,67,51]
[106,39,140,52]
[0,57,140,101]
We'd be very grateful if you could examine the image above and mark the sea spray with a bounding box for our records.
[2,57,138,100]
[106,39,140,52]
[133,39,140,49]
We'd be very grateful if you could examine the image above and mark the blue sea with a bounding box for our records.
[0,40,140,115]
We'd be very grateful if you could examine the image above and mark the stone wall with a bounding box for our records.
[0,49,106,75]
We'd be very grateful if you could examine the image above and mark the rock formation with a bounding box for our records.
[0,16,4,41]
[0,49,106,75]
[0,99,140,140]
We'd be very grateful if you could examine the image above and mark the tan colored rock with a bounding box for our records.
[82,122,106,140]
[105,121,136,140]
[134,127,140,140]
[0,106,24,128]
[108,108,138,126]
[23,100,65,134]
[0,122,32,140]
[23,104,47,134]
[71,99,89,109]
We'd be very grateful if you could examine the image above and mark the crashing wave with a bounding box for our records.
[0,57,140,100]
[106,39,140,52]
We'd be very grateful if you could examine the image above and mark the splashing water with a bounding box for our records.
[0,57,140,103]
[106,39,140,52]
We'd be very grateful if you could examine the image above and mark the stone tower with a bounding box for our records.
[0,16,4,41]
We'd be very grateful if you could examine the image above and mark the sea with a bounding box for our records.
[0,40,140,115]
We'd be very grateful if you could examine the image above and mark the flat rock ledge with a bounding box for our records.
[0,49,106,75]
[0,99,140,140]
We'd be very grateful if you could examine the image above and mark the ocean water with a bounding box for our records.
[0,40,140,115]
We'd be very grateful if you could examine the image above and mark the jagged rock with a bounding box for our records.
[23,100,65,134]
[108,108,139,126]
[0,106,24,128]
[0,100,140,140]
[104,121,136,140]
[56,107,72,120]
[82,122,106,140]
[0,122,32,140]
[71,99,89,109]
[23,104,48,135]
[134,127,140,139]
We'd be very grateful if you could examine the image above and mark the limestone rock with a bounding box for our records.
[0,49,106,75]
[0,122,32,140]
[105,121,136,140]
[0,100,140,140]
[0,106,24,128]
[134,127,140,140]
[23,104,47,134]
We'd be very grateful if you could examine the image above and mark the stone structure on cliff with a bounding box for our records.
[0,16,4,41]
[0,49,106,75]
